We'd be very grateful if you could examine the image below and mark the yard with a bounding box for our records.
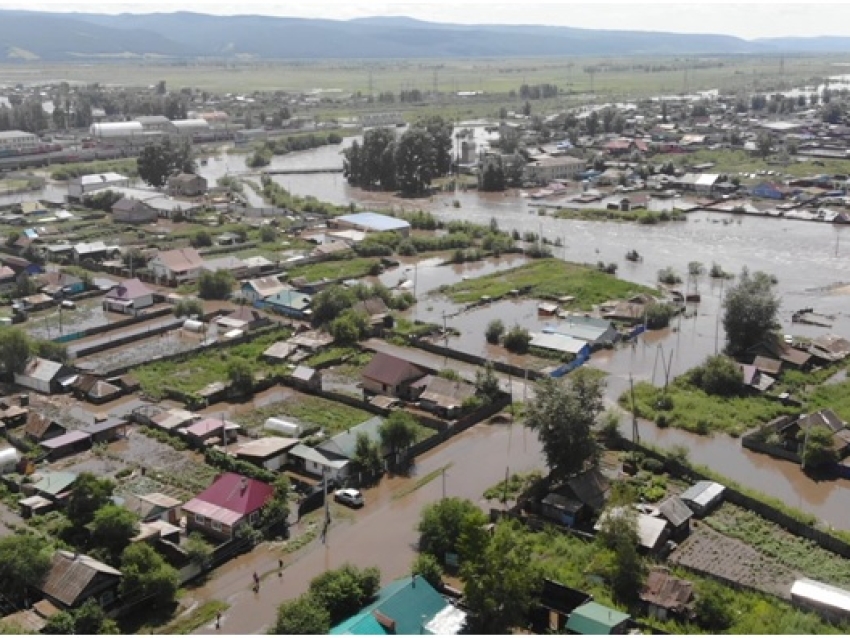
[133,327,293,399]
[655,148,850,180]
[437,258,656,307]
[285,256,382,283]
[235,394,373,437]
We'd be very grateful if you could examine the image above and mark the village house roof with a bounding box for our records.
[105,278,153,301]
[290,365,318,383]
[418,376,476,409]
[595,507,668,551]
[182,473,274,527]
[752,355,782,376]
[799,409,847,433]
[351,297,390,317]
[41,430,91,452]
[566,602,630,635]
[20,357,64,383]
[566,467,611,511]
[202,256,247,273]
[262,341,298,361]
[640,569,694,612]
[679,481,725,509]
[152,248,204,273]
[362,352,429,387]
[288,444,349,470]
[318,416,385,460]
[657,495,694,528]
[244,276,288,297]
[30,471,77,497]
[809,334,850,362]
[234,436,300,460]
[183,417,241,438]
[40,550,122,608]
[25,412,65,440]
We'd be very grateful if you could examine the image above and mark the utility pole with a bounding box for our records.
[221,413,226,453]
[714,278,725,355]
[441,467,447,500]
[629,374,639,446]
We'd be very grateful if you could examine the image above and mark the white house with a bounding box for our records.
[14,358,74,395]
[0,130,39,154]
[68,173,131,200]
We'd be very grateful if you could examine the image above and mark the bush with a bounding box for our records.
[640,458,665,474]
[657,266,682,285]
[503,325,531,354]
[485,319,505,344]
[645,303,674,330]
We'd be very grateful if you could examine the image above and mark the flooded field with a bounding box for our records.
[25,298,113,340]
[75,329,204,373]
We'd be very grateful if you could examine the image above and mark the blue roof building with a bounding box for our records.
[261,290,312,319]
[334,212,411,237]
[331,575,466,635]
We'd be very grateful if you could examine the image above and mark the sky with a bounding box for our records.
[3,1,850,40]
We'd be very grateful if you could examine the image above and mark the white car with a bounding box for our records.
[334,488,364,508]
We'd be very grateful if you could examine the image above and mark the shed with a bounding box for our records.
[640,568,694,621]
[657,495,693,541]
[541,492,585,527]
[791,578,850,621]
[679,480,725,517]
[234,436,300,471]
[38,550,122,610]
[19,494,54,518]
[263,417,303,437]
[566,601,630,635]
[0,447,19,474]
[41,430,92,460]
[595,507,670,553]
[182,319,205,333]
[82,417,128,444]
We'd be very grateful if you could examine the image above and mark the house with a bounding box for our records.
[311,240,352,258]
[640,568,694,621]
[148,248,205,283]
[81,417,127,444]
[214,306,270,332]
[68,173,130,200]
[529,579,593,634]
[150,407,199,433]
[747,337,812,369]
[657,495,693,542]
[181,417,241,448]
[41,430,92,460]
[523,156,585,183]
[241,276,288,303]
[121,492,182,524]
[361,352,430,400]
[289,365,322,392]
[39,272,85,297]
[809,334,850,363]
[112,198,157,224]
[544,316,619,348]
[331,212,411,237]
[317,417,385,464]
[262,341,299,363]
[750,182,791,200]
[182,473,274,541]
[595,507,670,554]
[330,574,467,635]
[529,332,592,360]
[73,241,115,263]
[37,550,122,611]
[0,266,16,292]
[541,492,587,528]
[23,412,66,443]
[202,256,249,279]
[15,357,74,394]
[102,278,155,315]
[791,578,850,622]
[416,375,476,419]
[566,467,612,512]
[752,355,783,377]
[738,364,776,393]
[350,297,391,333]
[288,330,335,352]
[1,255,43,276]
[263,290,313,319]
[566,601,630,635]
[679,481,725,517]
[167,173,208,197]
[288,444,350,480]
[24,471,78,504]
[233,436,300,471]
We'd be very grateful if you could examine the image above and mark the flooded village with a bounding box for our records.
[4,35,850,636]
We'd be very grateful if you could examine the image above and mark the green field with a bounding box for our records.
[437,258,657,307]
[240,395,372,436]
[0,54,839,99]
[285,256,381,282]
[657,148,850,179]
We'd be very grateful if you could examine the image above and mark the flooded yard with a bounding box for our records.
[25,298,112,340]
[76,329,205,374]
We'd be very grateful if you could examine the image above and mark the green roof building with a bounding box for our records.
[565,601,630,635]
[330,575,466,635]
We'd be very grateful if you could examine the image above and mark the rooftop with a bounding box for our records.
[336,212,411,232]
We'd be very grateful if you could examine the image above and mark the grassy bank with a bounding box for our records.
[553,207,687,224]
[240,395,372,436]
[437,258,657,307]
[621,379,797,437]
[157,600,229,635]
[285,256,381,282]
[51,158,139,181]
[656,148,850,179]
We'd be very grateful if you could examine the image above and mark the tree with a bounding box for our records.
[0,534,52,605]
[119,543,179,609]
[91,504,138,562]
[480,163,506,192]
[417,498,487,563]
[722,268,780,356]
[191,230,213,248]
[503,324,531,354]
[184,533,214,569]
[351,432,384,483]
[474,362,501,404]
[525,369,604,483]
[66,473,115,528]
[227,358,254,394]
[198,270,235,300]
[461,522,542,633]
[0,327,31,376]
[310,285,357,327]
[330,309,369,344]
[695,581,735,630]
[595,505,647,603]
[379,411,419,456]
[137,138,195,188]
[260,474,291,532]
[395,128,437,196]
[173,298,204,318]
[122,247,147,271]
[800,426,839,469]
[44,612,76,635]
[71,598,117,635]
[822,101,843,125]
[644,303,674,330]
[756,132,772,159]
[485,319,504,344]
[688,354,743,397]
[271,594,331,635]
[260,226,276,243]
[411,553,444,590]
[13,272,38,299]
[308,564,381,625]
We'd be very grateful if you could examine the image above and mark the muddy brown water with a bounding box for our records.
[189,420,541,635]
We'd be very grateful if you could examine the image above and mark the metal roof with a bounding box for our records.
[566,602,630,635]
[679,480,725,507]
[336,212,411,232]
[41,550,121,607]
[792,578,850,613]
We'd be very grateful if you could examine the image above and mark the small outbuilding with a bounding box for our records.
[566,601,630,635]
[679,480,726,517]
[657,495,694,542]
[233,436,300,471]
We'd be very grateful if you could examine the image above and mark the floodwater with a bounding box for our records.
[220,142,850,530]
[189,419,542,635]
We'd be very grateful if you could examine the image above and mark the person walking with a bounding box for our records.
[215,612,221,630]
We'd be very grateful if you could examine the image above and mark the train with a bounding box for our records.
[0,143,62,159]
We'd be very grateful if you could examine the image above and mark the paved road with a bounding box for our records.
[189,419,544,634]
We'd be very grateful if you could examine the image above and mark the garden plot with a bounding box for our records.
[670,523,797,598]
[116,474,195,504]
[233,392,372,437]
[25,298,112,340]
[75,330,202,375]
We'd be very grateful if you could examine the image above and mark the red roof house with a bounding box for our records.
[182,473,274,541]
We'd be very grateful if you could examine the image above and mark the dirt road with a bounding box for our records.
[189,419,544,634]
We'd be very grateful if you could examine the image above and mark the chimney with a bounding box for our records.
[240,477,248,494]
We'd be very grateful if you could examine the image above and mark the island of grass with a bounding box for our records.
[553,208,687,224]
[437,258,657,308]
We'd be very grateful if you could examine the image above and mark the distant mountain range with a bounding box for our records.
[0,10,849,62]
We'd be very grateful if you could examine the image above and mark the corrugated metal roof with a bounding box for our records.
[792,578,850,614]
[40,551,121,607]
